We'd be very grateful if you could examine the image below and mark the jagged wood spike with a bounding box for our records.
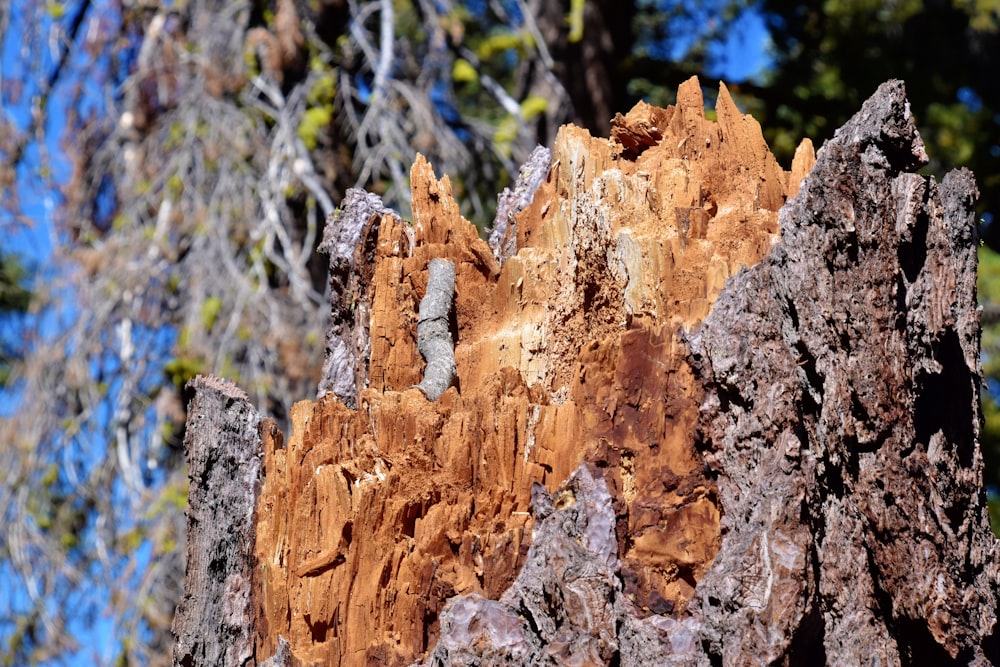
[490,145,552,264]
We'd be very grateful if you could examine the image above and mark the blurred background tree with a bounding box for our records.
[1,0,998,663]
[0,252,31,385]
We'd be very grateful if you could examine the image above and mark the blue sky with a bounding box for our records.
[0,2,127,664]
[710,6,772,83]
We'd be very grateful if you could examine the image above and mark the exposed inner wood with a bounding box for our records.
[252,76,815,665]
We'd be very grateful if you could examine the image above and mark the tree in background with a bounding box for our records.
[2,0,1000,663]
[0,252,31,385]
[752,0,999,209]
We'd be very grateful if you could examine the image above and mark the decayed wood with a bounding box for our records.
[172,77,1000,667]
[250,77,813,666]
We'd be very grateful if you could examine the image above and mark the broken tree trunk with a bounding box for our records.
[171,376,263,667]
[171,77,1000,666]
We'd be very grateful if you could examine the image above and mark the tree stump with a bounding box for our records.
[172,77,999,666]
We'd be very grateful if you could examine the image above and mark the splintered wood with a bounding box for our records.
[250,76,815,666]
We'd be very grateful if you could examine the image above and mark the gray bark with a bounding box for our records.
[318,188,403,407]
[489,145,551,265]
[689,79,999,664]
[171,375,264,667]
[415,258,457,401]
[420,463,709,667]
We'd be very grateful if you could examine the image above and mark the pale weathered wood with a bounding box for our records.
[171,375,263,667]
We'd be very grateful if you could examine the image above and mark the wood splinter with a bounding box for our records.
[415,258,456,400]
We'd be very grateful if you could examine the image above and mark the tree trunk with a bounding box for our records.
[172,77,1000,666]
[171,376,264,667]
[533,0,635,138]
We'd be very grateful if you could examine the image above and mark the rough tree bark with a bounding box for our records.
[171,376,263,666]
[171,78,999,666]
